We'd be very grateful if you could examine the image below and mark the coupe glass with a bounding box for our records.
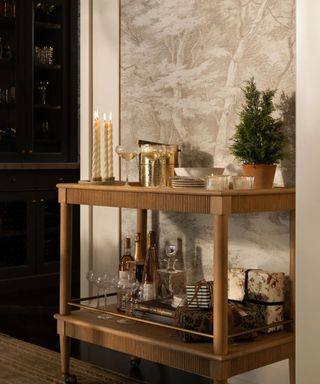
[96,272,117,320]
[115,145,139,186]
[86,270,101,308]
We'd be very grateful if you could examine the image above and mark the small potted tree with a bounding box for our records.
[230,78,286,189]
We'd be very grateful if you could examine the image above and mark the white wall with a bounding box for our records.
[80,0,120,298]
[296,1,320,383]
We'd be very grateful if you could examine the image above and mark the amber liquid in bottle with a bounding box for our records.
[142,230,159,300]
[119,236,133,271]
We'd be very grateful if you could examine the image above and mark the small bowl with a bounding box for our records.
[174,167,224,179]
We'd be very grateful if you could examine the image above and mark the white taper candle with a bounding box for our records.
[107,112,113,178]
[92,110,101,181]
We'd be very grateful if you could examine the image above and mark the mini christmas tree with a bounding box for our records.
[230,78,286,165]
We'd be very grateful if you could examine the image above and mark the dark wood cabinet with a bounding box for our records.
[0,169,80,291]
[0,0,80,292]
[0,0,78,162]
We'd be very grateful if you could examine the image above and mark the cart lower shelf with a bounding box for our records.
[55,309,294,381]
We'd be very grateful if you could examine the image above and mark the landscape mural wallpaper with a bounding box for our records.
[120,0,295,282]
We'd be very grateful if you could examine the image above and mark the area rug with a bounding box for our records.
[0,333,144,384]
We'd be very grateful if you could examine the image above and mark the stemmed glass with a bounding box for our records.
[115,144,139,186]
[116,274,142,324]
[96,272,117,320]
[164,244,178,272]
[86,270,101,308]
[164,244,178,301]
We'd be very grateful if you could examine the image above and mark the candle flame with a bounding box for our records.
[103,112,112,122]
[103,112,112,121]
[94,109,99,120]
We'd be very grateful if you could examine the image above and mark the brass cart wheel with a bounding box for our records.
[62,373,77,383]
[130,356,141,368]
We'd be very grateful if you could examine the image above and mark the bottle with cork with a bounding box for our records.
[117,236,134,312]
[133,232,144,283]
[142,230,159,300]
[119,235,133,272]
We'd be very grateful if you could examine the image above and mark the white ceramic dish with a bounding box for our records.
[174,167,224,179]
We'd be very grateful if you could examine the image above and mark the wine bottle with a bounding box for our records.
[133,232,144,283]
[119,236,133,271]
[142,230,158,300]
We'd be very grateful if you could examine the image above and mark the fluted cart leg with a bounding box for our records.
[59,201,75,381]
[213,214,229,356]
[289,357,295,384]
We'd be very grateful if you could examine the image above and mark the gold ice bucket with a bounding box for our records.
[138,140,179,187]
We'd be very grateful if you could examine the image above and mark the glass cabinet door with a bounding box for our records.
[0,4,17,157]
[33,0,66,156]
[0,0,78,162]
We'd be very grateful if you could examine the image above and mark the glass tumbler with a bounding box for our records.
[205,175,229,190]
[232,176,254,190]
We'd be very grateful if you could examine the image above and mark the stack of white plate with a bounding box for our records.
[170,176,205,189]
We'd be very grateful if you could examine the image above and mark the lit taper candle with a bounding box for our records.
[92,109,101,181]
[102,112,113,179]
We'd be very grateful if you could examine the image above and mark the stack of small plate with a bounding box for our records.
[170,176,205,189]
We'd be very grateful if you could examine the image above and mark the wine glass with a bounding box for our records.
[164,244,178,273]
[115,145,139,186]
[116,274,142,324]
[86,270,101,308]
[96,272,117,320]
[164,244,178,301]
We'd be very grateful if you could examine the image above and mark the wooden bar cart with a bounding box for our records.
[55,183,295,384]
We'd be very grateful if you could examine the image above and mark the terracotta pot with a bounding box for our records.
[242,164,276,189]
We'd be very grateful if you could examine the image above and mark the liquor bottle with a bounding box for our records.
[142,230,158,300]
[119,236,133,271]
[133,232,144,283]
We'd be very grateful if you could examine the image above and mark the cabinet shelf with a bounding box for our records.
[34,21,61,30]
[34,104,61,110]
[56,183,296,383]
[34,63,61,70]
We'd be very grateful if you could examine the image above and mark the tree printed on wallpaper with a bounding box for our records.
[120,0,295,281]
[121,0,295,170]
